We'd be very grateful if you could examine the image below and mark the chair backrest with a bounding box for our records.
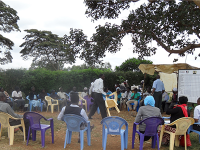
[0,112,13,127]
[105,99,118,109]
[138,117,164,136]
[63,114,87,132]
[101,116,128,135]
[24,112,46,129]
[45,96,52,105]
[169,117,195,135]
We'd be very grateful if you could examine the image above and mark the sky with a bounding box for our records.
[1,0,200,70]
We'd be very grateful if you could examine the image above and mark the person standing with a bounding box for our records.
[193,98,200,131]
[88,74,107,119]
[151,75,165,109]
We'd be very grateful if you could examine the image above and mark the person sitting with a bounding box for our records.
[193,97,200,131]
[57,87,68,107]
[57,92,94,142]
[12,86,25,112]
[139,87,152,107]
[121,87,132,109]
[161,96,190,145]
[0,87,13,107]
[29,86,41,111]
[50,89,59,99]
[116,87,122,109]
[0,92,30,139]
[103,87,112,100]
[170,88,178,107]
[135,96,162,141]
[126,88,140,116]
[39,89,47,108]
[81,87,88,99]
[161,91,169,112]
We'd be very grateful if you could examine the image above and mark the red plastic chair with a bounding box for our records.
[24,112,54,147]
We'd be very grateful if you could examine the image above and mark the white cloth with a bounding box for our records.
[57,92,67,99]
[81,92,87,98]
[12,91,23,101]
[89,78,106,95]
[194,105,200,123]
[122,91,132,100]
[57,104,88,121]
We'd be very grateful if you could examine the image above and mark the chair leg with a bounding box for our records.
[184,134,187,150]
[169,133,175,150]
[0,123,2,140]
[41,130,45,147]
[120,133,125,150]
[103,132,108,150]
[159,126,164,148]
[87,128,91,146]
[156,134,160,150]
[152,135,156,148]
[68,130,72,144]
[175,135,180,147]
[51,125,54,143]
[51,105,54,113]
[9,127,14,145]
[32,129,36,141]
[64,130,68,148]
[80,131,84,150]
[26,127,31,145]
[139,134,144,150]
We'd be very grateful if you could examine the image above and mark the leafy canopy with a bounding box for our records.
[0,1,20,64]
[84,0,200,61]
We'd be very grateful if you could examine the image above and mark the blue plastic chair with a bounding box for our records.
[132,117,164,150]
[187,122,200,143]
[47,93,50,96]
[127,96,142,112]
[63,114,91,150]
[26,96,43,112]
[101,116,128,150]
[24,112,54,147]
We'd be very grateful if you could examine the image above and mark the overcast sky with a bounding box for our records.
[1,0,199,70]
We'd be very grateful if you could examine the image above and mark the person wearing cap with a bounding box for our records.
[126,88,140,116]
[151,75,165,110]
[135,96,162,141]
[81,87,88,99]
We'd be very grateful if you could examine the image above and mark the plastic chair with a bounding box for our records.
[26,96,43,112]
[45,96,59,113]
[101,116,128,150]
[78,92,87,112]
[132,117,164,150]
[127,96,142,112]
[0,112,26,145]
[159,117,195,150]
[63,114,91,150]
[105,92,120,116]
[187,122,200,143]
[83,95,94,112]
[24,112,54,148]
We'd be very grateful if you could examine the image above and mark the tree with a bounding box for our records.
[115,57,152,72]
[0,1,20,64]
[84,0,200,61]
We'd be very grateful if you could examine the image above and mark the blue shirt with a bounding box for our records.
[102,90,113,100]
[152,79,165,92]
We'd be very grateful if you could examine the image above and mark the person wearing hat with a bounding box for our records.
[126,88,141,116]
[81,87,88,99]
[152,75,165,110]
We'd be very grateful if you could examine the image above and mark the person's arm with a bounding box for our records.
[99,80,106,95]
[166,106,180,115]
[5,104,23,118]
[193,107,199,122]
[57,106,66,121]
[135,108,142,123]
[131,93,135,99]
[152,88,155,95]
[89,83,94,95]
[80,109,88,121]
[135,93,140,100]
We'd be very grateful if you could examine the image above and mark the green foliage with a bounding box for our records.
[84,1,200,60]
[115,57,153,72]
[0,1,20,64]
[0,68,152,96]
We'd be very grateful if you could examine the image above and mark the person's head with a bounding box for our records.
[59,87,63,92]
[156,75,160,79]
[133,88,137,93]
[144,96,155,107]
[15,86,20,92]
[146,87,151,93]
[51,89,55,94]
[126,87,130,92]
[179,96,188,104]
[0,92,6,102]
[116,87,120,93]
[70,92,79,104]
[197,98,200,105]
[99,74,105,80]
[172,88,178,94]
[41,89,45,93]
[83,87,87,92]
[104,87,108,93]
[31,86,35,91]
[72,87,76,92]
[0,87,4,92]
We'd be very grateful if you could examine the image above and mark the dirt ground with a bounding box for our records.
[0,108,173,150]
